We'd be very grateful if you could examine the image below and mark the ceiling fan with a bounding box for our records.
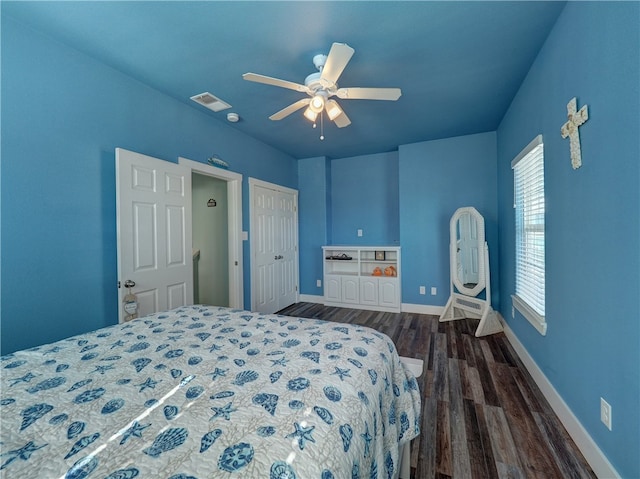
[242,42,401,129]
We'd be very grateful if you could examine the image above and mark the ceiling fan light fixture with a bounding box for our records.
[309,91,327,113]
[303,107,318,122]
[325,99,343,121]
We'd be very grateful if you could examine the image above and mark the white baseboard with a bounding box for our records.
[298,294,324,303]
[401,303,444,315]
[297,297,445,316]
[500,316,619,479]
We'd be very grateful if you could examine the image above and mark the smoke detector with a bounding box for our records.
[227,112,240,123]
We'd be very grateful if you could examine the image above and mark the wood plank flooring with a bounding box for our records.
[276,303,596,479]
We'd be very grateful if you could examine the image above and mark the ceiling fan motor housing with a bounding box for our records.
[312,54,328,70]
[305,72,337,96]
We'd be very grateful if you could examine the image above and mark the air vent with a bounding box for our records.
[190,92,231,112]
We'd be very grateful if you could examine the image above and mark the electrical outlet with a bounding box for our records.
[431,287,437,296]
[316,279,322,288]
[419,286,426,295]
[600,397,612,430]
[357,229,363,237]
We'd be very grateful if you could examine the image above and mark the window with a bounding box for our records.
[511,135,546,335]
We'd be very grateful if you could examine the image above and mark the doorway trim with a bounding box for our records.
[249,177,299,312]
[179,157,243,309]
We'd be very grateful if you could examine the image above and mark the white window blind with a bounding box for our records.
[511,135,546,335]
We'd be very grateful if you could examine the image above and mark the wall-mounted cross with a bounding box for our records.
[560,97,589,170]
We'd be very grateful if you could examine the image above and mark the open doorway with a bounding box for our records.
[192,173,229,306]
[179,157,243,309]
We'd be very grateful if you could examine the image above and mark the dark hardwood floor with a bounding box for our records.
[277,303,596,479]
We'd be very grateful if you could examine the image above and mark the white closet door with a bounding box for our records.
[116,148,193,322]
[251,179,298,314]
[276,190,298,309]
[253,185,278,313]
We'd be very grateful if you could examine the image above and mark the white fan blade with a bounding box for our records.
[333,111,351,128]
[269,98,311,121]
[320,43,355,85]
[336,87,402,101]
[243,73,310,93]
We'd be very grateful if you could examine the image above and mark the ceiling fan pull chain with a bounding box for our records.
[320,111,325,140]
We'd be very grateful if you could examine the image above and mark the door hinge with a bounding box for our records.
[295,285,298,292]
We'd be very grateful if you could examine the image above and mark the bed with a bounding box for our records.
[0,305,421,479]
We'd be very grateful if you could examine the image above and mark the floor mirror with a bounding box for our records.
[439,206,503,337]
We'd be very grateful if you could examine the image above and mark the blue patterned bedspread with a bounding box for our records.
[0,306,421,479]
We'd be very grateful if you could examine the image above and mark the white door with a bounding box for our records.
[276,190,297,309]
[250,179,298,314]
[116,148,193,322]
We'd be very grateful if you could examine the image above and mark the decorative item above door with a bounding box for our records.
[439,207,503,337]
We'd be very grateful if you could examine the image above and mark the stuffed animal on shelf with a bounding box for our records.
[384,265,397,277]
[372,267,383,276]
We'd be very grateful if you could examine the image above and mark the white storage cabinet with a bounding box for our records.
[322,246,401,312]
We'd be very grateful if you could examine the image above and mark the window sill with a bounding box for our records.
[512,294,547,336]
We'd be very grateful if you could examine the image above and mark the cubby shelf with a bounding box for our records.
[322,246,401,313]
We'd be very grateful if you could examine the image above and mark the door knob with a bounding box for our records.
[124,279,136,288]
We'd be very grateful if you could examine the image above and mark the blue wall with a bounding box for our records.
[330,152,400,246]
[399,133,498,307]
[496,3,639,476]
[298,156,331,296]
[321,134,498,309]
[1,16,297,354]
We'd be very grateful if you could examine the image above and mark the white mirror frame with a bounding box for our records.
[450,206,486,297]
[440,206,503,337]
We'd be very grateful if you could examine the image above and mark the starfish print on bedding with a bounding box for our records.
[136,377,160,392]
[285,422,316,450]
[208,368,228,381]
[119,420,151,445]
[110,340,126,349]
[9,372,37,386]
[0,441,47,470]
[332,367,351,381]
[270,357,289,367]
[92,364,115,375]
[210,402,237,421]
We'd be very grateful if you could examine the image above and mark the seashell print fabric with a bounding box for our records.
[0,306,421,478]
